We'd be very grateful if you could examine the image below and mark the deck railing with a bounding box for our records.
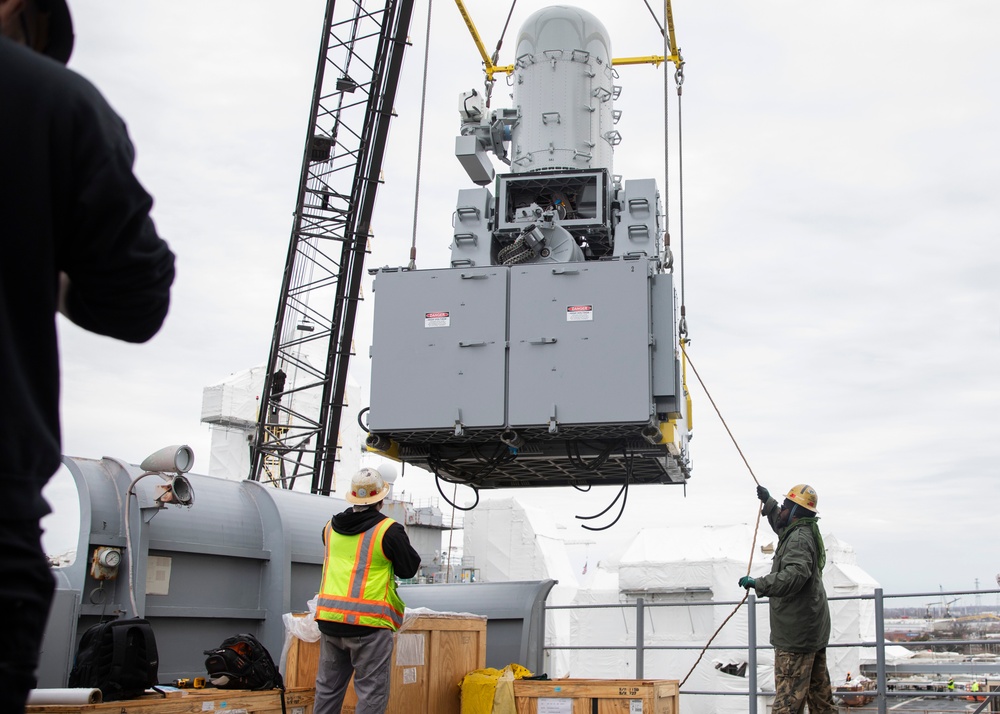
[544,586,1000,714]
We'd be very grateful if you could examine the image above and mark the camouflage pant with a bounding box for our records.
[773,648,837,714]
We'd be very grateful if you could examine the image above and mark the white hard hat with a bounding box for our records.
[347,467,390,505]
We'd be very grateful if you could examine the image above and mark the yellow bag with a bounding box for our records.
[459,663,534,714]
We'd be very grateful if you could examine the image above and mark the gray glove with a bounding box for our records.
[756,485,770,503]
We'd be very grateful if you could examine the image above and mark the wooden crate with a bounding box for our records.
[512,679,679,714]
[25,687,314,714]
[284,626,322,689]
[286,614,487,714]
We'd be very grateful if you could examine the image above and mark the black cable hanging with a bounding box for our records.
[426,442,516,504]
[566,440,616,472]
[434,470,480,511]
[575,449,633,531]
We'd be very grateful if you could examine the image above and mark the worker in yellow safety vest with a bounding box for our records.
[313,468,420,714]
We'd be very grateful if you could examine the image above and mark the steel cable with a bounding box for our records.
[676,64,687,336]
[642,0,667,37]
[408,0,434,269]
[677,341,765,687]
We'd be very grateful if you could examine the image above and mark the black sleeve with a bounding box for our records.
[59,71,175,342]
[382,522,421,580]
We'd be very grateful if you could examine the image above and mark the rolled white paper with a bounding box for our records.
[27,688,103,705]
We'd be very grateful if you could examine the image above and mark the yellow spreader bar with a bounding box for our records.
[453,0,500,79]
[454,0,683,80]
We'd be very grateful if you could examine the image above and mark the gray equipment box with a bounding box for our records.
[368,266,507,437]
[507,258,653,430]
[369,259,658,436]
[367,258,689,487]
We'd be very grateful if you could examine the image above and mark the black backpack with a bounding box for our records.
[203,633,283,691]
[68,618,159,701]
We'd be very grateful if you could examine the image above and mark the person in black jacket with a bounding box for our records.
[314,468,420,714]
[0,1,175,709]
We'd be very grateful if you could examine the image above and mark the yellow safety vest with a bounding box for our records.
[315,517,405,631]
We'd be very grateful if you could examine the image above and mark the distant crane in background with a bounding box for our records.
[924,597,960,619]
[928,585,962,618]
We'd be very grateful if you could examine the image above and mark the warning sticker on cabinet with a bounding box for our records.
[425,311,450,328]
[566,305,593,321]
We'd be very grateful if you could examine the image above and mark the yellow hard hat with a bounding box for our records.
[786,484,818,512]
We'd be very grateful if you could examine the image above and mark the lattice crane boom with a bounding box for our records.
[249,0,415,494]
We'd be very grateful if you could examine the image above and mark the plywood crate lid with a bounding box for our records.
[513,679,679,713]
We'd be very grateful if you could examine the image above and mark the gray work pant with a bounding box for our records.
[313,628,394,714]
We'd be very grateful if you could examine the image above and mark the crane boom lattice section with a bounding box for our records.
[249,0,415,494]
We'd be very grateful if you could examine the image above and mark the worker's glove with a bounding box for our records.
[738,576,756,590]
[756,485,770,503]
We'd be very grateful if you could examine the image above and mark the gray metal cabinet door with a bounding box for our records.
[507,260,653,427]
[650,272,680,412]
[368,267,507,432]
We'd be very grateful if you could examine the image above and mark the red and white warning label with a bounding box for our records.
[424,311,451,328]
[566,305,593,321]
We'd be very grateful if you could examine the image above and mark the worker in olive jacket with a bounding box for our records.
[739,484,836,714]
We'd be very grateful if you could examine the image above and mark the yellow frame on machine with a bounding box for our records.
[452,0,684,81]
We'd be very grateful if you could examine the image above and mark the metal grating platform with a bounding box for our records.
[386,432,690,489]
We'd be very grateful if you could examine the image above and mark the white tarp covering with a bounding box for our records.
[200,364,364,489]
[201,365,264,480]
[859,644,915,666]
[201,365,262,426]
[464,498,581,675]
[567,524,778,714]
[823,534,880,682]
[463,497,580,587]
[463,500,880,714]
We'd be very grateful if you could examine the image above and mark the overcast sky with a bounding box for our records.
[43,0,999,599]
